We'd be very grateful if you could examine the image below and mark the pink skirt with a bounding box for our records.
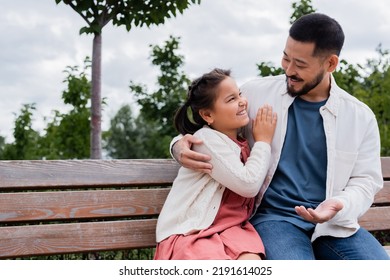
[154,188,265,260]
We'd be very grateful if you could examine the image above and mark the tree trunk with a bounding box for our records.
[90,33,102,159]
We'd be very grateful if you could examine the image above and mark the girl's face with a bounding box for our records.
[201,76,249,139]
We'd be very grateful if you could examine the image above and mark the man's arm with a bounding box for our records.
[170,134,213,173]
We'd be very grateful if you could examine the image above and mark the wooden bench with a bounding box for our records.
[0,158,389,259]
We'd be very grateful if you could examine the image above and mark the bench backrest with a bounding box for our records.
[359,157,390,231]
[0,157,389,259]
[0,159,179,259]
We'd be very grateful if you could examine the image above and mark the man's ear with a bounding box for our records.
[199,108,214,125]
[327,54,339,73]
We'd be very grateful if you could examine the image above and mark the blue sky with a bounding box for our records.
[1,0,390,141]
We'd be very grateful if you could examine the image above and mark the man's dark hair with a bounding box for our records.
[289,13,345,57]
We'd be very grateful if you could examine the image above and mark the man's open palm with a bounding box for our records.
[295,198,344,224]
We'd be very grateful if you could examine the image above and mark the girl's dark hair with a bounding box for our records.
[289,13,345,57]
[174,68,231,135]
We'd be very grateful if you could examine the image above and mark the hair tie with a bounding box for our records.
[185,104,196,125]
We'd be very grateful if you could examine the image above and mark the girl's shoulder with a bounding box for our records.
[193,126,240,152]
[194,126,228,141]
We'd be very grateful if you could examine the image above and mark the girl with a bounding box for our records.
[154,68,277,260]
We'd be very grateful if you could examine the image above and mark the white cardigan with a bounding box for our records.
[156,127,271,243]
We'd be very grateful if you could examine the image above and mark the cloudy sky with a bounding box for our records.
[1,0,390,142]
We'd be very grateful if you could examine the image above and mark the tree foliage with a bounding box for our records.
[353,46,390,155]
[0,59,92,160]
[55,0,201,159]
[56,0,201,35]
[131,35,190,137]
[290,0,316,24]
[104,35,189,158]
[103,104,141,159]
[1,104,40,159]
[39,58,92,159]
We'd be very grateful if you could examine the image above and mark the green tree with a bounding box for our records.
[0,135,4,159]
[290,0,316,24]
[103,104,139,158]
[332,59,363,94]
[1,104,40,160]
[55,0,201,159]
[104,104,170,158]
[355,46,390,155]
[39,58,92,159]
[131,35,190,137]
[135,36,190,157]
[256,61,284,77]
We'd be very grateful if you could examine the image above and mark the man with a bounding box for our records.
[171,13,389,259]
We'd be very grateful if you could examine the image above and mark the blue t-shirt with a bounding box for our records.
[251,97,327,231]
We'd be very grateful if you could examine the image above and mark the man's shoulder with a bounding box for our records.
[240,75,286,92]
[334,86,374,113]
[241,74,285,86]
[331,86,376,121]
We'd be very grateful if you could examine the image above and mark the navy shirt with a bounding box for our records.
[251,97,328,231]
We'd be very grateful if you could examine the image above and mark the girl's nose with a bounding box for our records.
[239,96,247,107]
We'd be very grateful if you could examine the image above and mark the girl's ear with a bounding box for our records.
[199,108,214,125]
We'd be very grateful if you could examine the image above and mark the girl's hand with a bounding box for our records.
[252,104,277,144]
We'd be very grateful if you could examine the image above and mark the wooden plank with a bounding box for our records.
[0,159,180,190]
[384,246,390,256]
[382,157,390,179]
[373,181,390,205]
[359,206,390,231]
[0,188,170,223]
[0,220,157,259]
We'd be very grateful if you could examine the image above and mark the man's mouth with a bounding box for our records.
[287,75,303,83]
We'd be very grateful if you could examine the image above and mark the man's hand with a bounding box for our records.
[172,134,212,173]
[295,198,344,224]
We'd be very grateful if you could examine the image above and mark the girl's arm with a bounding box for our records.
[194,133,271,197]
[193,105,277,197]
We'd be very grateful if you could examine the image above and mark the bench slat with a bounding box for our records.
[0,189,170,223]
[385,246,390,256]
[373,181,390,205]
[0,220,157,259]
[0,159,180,190]
[359,206,390,231]
[381,157,390,179]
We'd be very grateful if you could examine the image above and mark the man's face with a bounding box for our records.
[281,37,328,98]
